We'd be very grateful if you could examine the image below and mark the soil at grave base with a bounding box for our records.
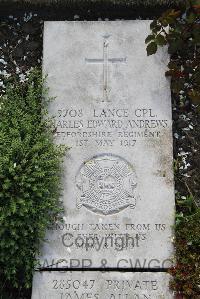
[0,10,200,299]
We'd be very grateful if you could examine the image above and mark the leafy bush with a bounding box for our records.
[0,0,186,7]
[0,69,66,292]
[170,210,200,297]
[146,0,200,110]
[146,1,200,297]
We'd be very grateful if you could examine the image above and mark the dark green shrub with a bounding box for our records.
[170,210,200,297]
[0,0,186,7]
[0,69,66,291]
[146,1,200,297]
[146,0,200,109]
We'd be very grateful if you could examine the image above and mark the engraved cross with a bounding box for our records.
[85,35,126,102]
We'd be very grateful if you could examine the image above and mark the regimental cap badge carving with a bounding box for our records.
[76,154,137,215]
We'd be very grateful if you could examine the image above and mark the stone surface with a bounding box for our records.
[31,271,174,299]
[40,21,175,269]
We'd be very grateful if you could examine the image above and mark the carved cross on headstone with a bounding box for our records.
[85,35,127,102]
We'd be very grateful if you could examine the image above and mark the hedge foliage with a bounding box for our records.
[146,1,200,297]
[170,210,200,297]
[146,0,200,107]
[0,69,66,290]
[0,0,185,7]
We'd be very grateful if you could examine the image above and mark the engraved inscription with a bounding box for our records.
[76,154,137,215]
[85,35,127,102]
[54,107,168,148]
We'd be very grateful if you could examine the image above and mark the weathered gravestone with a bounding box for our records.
[32,21,175,298]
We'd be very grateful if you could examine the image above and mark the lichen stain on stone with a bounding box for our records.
[145,128,174,186]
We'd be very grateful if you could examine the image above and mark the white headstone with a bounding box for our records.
[32,271,174,299]
[39,21,175,269]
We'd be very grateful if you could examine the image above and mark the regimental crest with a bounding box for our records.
[76,154,137,215]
